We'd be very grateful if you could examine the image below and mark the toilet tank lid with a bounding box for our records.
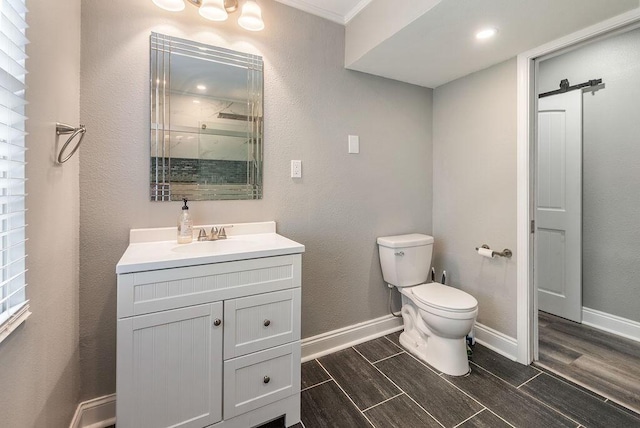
[377,233,434,248]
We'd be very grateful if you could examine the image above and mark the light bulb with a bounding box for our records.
[238,0,264,31]
[199,0,228,21]
[152,0,185,12]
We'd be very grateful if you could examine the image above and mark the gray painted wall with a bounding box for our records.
[79,0,433,400]
[0,0,81,426]
[432,59,518,337]
[539,27,640,323]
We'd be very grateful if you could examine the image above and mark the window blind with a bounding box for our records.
[0,0,29,344]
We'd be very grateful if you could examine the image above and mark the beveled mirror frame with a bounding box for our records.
[150,33,263,201]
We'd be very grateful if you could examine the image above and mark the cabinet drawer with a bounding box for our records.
[118,254,301,318]
[223,342,301,419]
[224,288,301,359]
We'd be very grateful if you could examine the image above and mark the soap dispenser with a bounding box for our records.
[177,198,193,244]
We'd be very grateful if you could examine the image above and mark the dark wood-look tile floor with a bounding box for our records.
[538,310,640,414]
[109,326,640,428]
[300,331,640,428]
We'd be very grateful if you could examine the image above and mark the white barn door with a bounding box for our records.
[536,90,582,322]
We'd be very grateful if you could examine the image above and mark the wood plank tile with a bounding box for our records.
[607,398,640,420]
[445,364,577,428]
[470,344,540,387]
[534,364,606,401]
[301,380,372,427]
[375,353,482,427]
[538,312,640,413]
[354,337,403,363]
[541,313,640,360]
[364,394,442,428]
[521,372,640,428]
[301,360,331,390]
[457,409,511,428]
[538,333,582,365]
[571,355,640,412]
[385,331,402,348]
[542,327,640,379]
[536,356,640,413]
[318,348,400,410]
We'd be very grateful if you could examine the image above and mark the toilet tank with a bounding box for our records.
[377,234,434,287]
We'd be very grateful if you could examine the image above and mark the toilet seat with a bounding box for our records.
[411,282,477,313]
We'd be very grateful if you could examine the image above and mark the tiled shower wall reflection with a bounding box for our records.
[151,157,248,184]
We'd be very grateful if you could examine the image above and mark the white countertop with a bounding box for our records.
[116,222,305,274]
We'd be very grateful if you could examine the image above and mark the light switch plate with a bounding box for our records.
[291,160,302,178]
[348,135,359,154]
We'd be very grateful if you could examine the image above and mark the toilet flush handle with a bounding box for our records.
[394,251,405,256]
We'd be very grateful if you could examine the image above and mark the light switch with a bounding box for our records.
[291,160,302,178]
[348,135,359,154]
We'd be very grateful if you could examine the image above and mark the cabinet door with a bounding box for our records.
[117,302,223,428]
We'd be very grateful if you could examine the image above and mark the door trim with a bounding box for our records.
[515,8,640,364]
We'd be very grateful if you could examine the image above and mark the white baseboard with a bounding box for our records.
[69,394,116,428]
[301,314,403,362]
[474,322,518,361]
[582,307,640,343]
[300,315,519,363]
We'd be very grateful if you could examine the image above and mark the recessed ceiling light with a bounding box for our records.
[197,84,207,90]
[476,28,498,40]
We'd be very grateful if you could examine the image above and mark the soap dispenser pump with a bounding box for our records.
[177,198,193,244]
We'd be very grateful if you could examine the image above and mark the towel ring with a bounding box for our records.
[56,123,86,164]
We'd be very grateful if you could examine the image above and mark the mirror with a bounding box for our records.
[150,33,263,201]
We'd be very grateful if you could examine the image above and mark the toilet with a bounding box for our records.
[377,233,478,376]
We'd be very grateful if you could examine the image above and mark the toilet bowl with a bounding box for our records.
[377,234,478,376]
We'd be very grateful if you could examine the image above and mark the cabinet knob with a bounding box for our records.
[263,376,270,384]
[213,319,222,327]
[263,319,271,327]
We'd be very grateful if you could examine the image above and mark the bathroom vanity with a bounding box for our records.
[116,222,304,428]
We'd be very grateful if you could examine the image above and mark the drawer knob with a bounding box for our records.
[263,319,271,327]
[263,376,270,384]
[213,319,222,327]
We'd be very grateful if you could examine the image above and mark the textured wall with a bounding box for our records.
[79,1,432,400]
[539,28,640,323]
[432,59,518,337]
[0,0,81,427]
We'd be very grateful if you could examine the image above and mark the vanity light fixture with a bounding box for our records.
[199,0,228,21]
[238,0,264,31]
[152,0,264,31]
[475,27,498,40]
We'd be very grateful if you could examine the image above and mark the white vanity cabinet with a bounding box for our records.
[116,222,304,428]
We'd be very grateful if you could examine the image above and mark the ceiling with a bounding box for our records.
[273,0,369,24]
[275,0,640,89]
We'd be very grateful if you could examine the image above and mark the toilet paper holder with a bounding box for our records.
[475,244,512,259]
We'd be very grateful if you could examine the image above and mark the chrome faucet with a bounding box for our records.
[197,225,233,241]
